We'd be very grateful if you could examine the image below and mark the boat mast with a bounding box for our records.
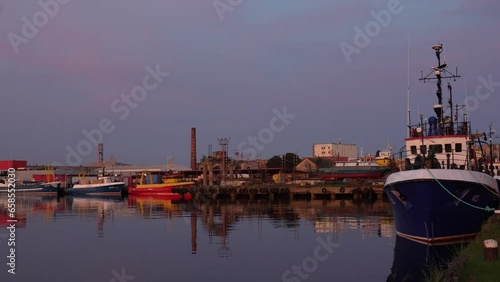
[407,35,411,138]
[464,77,470,169]
[419,44,460,135]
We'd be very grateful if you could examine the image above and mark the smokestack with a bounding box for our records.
[191,128,197,170]
[98,143,104,164]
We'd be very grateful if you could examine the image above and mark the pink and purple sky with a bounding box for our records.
[1,0,499,166]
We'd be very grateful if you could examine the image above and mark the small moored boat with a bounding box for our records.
[0,179,62,194]
[67,175,125,196]
[375,150,392,167]
[128,172,195,196]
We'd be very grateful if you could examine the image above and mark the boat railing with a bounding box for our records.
[13,180,44,187]
[389,148,475,172]
[408,120,469,138]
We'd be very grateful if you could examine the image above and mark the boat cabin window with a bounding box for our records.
[420,145,427,154]
[429,144,443,154]
[445,144,452,153]
[410,146,417,155]
[455,143,462,153]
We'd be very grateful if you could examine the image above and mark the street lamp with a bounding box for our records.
[488,123,495,175]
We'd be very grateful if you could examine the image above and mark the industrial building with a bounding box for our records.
[313,143,357,160]
[0,160,28,171]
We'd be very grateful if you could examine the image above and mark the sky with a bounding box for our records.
[1,0,499,167]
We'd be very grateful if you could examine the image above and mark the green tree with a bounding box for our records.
[283,153,300,170]
[266,155,282,168]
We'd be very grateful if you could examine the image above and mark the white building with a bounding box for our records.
[313,143,357,160]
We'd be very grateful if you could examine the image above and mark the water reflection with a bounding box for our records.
[3,195,394,244]
[0,209,26,228]
[70,195,124,238]
[387,235,465,282]
[127,195,189,219]
[0,195,463,282]
[121,198,393,259]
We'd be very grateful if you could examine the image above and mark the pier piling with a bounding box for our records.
[185,184,385,201]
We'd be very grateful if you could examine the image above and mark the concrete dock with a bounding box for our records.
[171,183,385,201]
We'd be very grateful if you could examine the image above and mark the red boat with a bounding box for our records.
[318,163,390,180]
[128,172,195,196]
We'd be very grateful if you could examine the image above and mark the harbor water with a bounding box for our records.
[0,195,460,282]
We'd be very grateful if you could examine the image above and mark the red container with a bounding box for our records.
[0,160,28,170]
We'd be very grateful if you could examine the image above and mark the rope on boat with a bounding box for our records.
[466,170,500,198]
[425,167,495,212]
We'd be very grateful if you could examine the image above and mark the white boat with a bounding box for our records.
[0,178,62,194]
[67,175,125,196]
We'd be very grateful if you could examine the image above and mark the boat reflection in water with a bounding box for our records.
[69,195,126,237]
[10,195,466,280]
[127,194,192,219]
[387,235,466,282]
[0,209,27,228]
[1,194,481,281]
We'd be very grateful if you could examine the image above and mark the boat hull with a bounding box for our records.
[375,159,390,167]
[384,169,498,244]
[67,183,125,195]
[319,166,390,180]
[128,193,192,203]
[128,183,194,195]
[0,182,61,195]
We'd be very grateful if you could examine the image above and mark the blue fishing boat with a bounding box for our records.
[67,176,125,196]
[384,44,499,245]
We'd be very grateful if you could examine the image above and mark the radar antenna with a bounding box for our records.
[419,44,461,135]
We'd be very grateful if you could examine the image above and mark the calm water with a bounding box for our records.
[0,195,459,282]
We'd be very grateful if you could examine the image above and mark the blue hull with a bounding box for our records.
[67,183,125,195]
[384,179,496,244]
